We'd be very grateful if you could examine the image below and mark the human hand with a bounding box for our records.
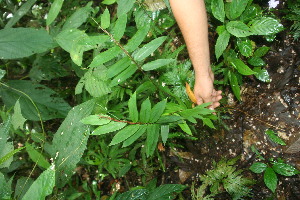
[193,69,222,109]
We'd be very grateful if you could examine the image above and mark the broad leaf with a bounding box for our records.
[225,0,250,20]
[5,0,37,28]
[26,143,50,169]
[161,125,169,145]
[0,116,11,157]
[11,100,26,130]
[248,57,265,67]
[134,36,167,61]
[254,46,270,57]
[147,184,186,200]
[0,144,19,168]
[140,98,151,123]
[253,67,270,82]
[0,172,13,199]
[228,71,241,101]
[226,21,252,37]
[0,28,54,59]
[89,46,122,68]
[49,100,95,187]
[128,92,139,122]
[150,99,167,123]
[272,163,300,176]
[0,80,71,121]
[80,115,111,126]
[46,0,64,26]
[62,2,93,30]
[249,17,283,35]
[146,124,160,157]
[230,58,255,75]
[115,189,148,200]
[215,29,230,59]
[117,0,136,17]
[240,5,260,23]
[22,165,55,200]
[142,59,175,71]
[264,167,277,193]
[237,38,253,57]
[109,125,140,146]
[107,57,131,79]
[92,121,126,135]
[101,8,111,29]
[110,64,138,87]
[249,162,267,173]
[123,125,147,147]
[125,25,150,52]
[113,14,127,40]
[211,0,225,22]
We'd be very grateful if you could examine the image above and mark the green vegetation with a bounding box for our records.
[0,0,299,199]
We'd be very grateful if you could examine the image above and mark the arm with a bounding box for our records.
[169,0,222,108]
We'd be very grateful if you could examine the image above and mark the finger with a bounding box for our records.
[212,102,220,109]
[197,97,204,105]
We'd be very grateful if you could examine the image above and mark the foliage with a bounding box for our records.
[250,145,300,193]
[285,0,300,40]
[191,157,255,200]
[0,0,293,199]
[207,0,282,100]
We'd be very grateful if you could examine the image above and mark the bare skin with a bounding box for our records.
[169,0,222,109]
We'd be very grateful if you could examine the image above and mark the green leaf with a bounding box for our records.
[26,143,50,169]
[264,167,277,193]
[178,123,192,135]
[254,46,270,57]
[240,5,260,23]
[0,69,6,80]
[22,165,55,200]
[102,0,116,5]
[49,100,95,187]
[272,163,300,176]
[0,80,71,121]
[0,116,11,157]
[62,2,93,30]
[101,8,111,29]
[265,129,286,145]
[161,125,169,145]
[140,98,151,123]
[156,115,182,124]
[125,25,150,52]
[91,121,127,135]
[110,125,140,146]
[84,66,111,97]
[215,30,230,59]
[0,142,17,168]
[142,59,175,71]
[14,177,34,200]
[80,115,111,125]
[89,46,122,68]
[11,99,26,130]
[110,64,137,87]
[5,0,37,28]
[237,38,253,57]
[226,21,252,37]
[225,0,250,20]
[249,162,267,173]
[134,36,167,61]
[150,99,167,123]
[115,189,149,200]
[202,118,216,129]
[128,92,139,122]
[147,184,186,200]
[146,124,160,157]
[113,14,127,40]
[249,17,284,35]
[230,58,255,75]
[0,172,13,199]
[46,0,64,26]
[211,0,225,22]
[122,125,147,147]
[117,0,136,17]
[253,67,270,82]
[0,28,54,59]
[228,71,241,101]
[107,57,131,79]
[248,57,265,67]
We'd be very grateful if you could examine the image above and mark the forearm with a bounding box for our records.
[169,0,210,75]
